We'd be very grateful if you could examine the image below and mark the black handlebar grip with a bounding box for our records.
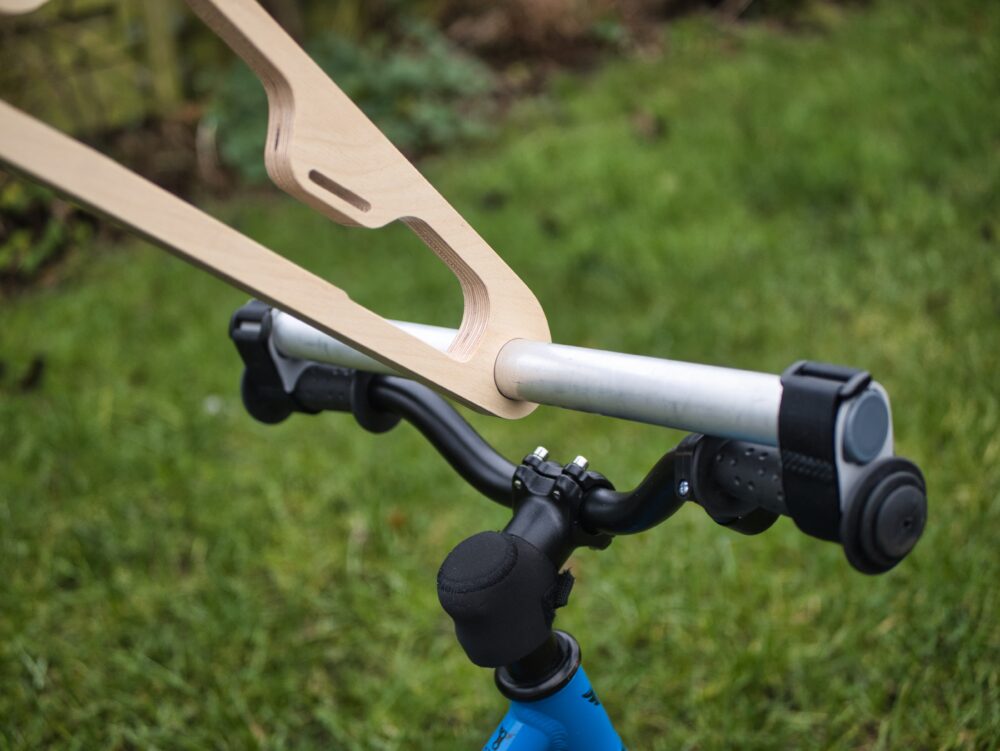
[709,440,788,517]
[708,440,927,574]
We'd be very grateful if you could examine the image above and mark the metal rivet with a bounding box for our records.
[553,490,562,501]
[513,479,523,490]
[678,480,690,497]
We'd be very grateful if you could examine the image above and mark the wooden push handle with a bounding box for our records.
[0,0,550,418]
[0,0,47,13]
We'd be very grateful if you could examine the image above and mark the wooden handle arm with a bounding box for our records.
[0,0,550,418]
[0,101,512,413]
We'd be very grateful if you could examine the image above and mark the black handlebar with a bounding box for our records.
[229,302,928,686]
[370,376,517,505]
[231,301,925,576]
[241,354,929,569]
[358,371,687,535]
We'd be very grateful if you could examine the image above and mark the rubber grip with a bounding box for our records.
[710,440,787,516]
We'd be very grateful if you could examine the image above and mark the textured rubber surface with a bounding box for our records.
[710,440,786,517]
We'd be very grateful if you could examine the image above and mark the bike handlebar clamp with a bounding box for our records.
[778,360,926,573]
[437,450,617,669]
[779,360,873,542]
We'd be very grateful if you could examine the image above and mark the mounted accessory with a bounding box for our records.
[226,301,929,746]
[231,302,928,576]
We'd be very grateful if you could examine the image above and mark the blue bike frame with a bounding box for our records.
[485,665,624,750]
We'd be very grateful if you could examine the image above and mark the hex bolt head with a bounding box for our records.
[678,480,690,497]
[532,446,550,461]
[572,455,589,471]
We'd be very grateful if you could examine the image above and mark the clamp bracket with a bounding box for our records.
[779,360,875,542]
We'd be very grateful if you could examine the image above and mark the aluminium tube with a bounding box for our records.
[269,310,783,445]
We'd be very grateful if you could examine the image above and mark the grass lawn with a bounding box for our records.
[1,0,998,748]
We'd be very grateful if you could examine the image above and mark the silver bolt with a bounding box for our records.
[532,446,550,461]
[513,479,523,490]
[552,490,562,501]
[572,455,589,471]
[678,480,690,497]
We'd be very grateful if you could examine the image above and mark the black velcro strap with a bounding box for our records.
[779,361,870,542]
[545,570,575,624]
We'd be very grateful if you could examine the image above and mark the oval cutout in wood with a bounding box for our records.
[0,0,551,418]
[308,170,371,213]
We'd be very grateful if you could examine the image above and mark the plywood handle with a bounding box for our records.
[0,0,552,418]
[0,101,541,417]
[185,0,551,401]
[0,0,49,14]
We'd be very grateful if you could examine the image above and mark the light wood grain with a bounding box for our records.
[0,0,49,14]
[185,0,549,411]
[0,0,551,418]
[0,102,542,417]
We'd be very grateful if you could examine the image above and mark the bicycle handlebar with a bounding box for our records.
[367,376,687,535]
[227,300,928,692]
[292,366,759,538]
[231,301,927,576]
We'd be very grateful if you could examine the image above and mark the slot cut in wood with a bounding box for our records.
[308,170,371,213]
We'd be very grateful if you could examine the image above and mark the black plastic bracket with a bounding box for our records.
[779,360,871,542]
[508,451,615,566]
[229,300,399,433]
[229,301,298,424]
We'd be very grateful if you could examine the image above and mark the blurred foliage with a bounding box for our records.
[204,21,495,183]
[1,0,997,747]
[0,176,94,288]
[0,0,182,135]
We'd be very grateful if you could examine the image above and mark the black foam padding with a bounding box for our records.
[437,531,563,668]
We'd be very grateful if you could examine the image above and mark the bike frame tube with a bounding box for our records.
[270,311,783,445]
[485,667,624,751]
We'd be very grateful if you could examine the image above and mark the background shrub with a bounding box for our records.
[204,21,495,183]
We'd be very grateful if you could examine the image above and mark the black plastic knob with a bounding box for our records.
[240,370,294,424]
[841,457,927,574]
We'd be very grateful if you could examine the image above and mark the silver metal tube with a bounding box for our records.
[271,311,783,445]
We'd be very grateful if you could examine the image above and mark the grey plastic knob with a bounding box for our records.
[843,389,890,464]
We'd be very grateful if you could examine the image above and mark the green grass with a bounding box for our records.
[2,0,998,748]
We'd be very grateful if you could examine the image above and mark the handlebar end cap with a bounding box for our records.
[841,457,927,574]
